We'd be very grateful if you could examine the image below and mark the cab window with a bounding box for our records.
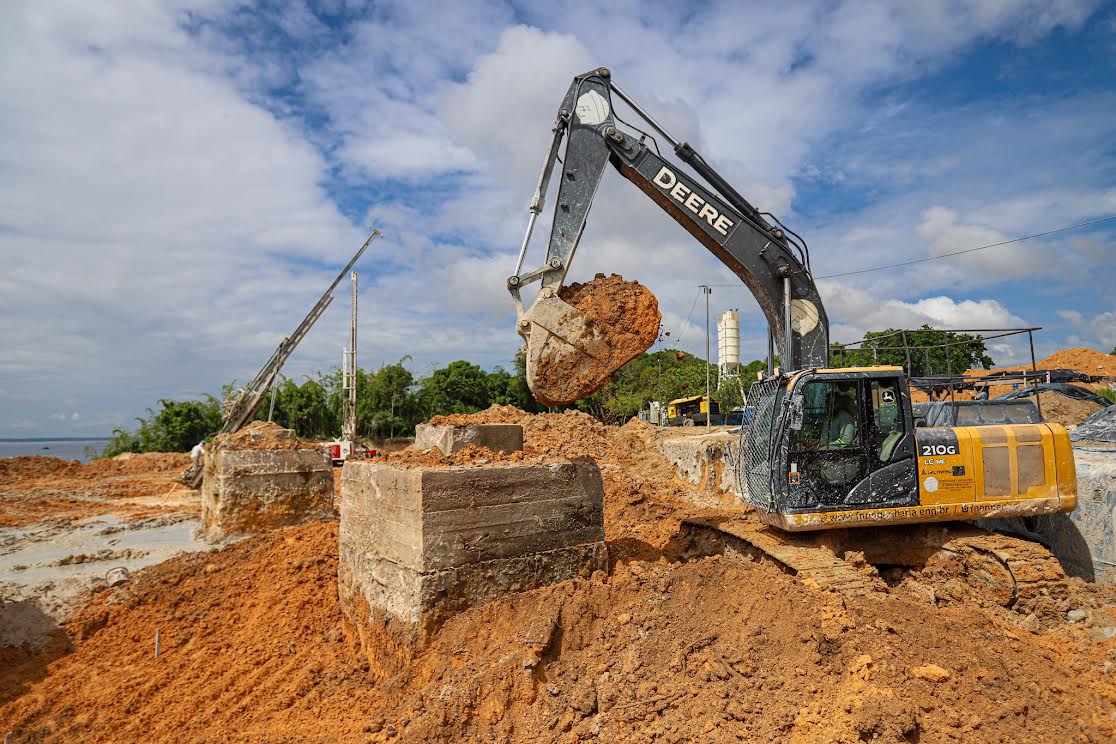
[870,379,905,462]
[791,380,860,451]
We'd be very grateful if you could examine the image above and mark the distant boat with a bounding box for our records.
[42,446,50,450]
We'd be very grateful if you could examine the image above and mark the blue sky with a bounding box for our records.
[1,0,1114,436]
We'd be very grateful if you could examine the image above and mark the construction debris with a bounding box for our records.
[3,406,1115,742]
[1034,390,1106,427]
[210,419,322,452]
[201,421,333,542]
[412,422,524,456]
[339,457,606,679]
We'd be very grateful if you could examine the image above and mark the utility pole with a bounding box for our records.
[342,271,358,444]
[703,285,712,431]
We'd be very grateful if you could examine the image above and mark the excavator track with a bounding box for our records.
[680,513,1068,607]
[681,515,887,596]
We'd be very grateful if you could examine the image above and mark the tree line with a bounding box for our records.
[96,325,997,457]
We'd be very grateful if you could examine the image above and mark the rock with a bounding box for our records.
[524,274,660,405]
[1067,609,1087,623]
[1090,626,1116,641]
[910,664,951,683]
[616,613,631,625]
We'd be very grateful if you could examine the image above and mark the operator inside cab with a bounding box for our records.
[825,385,858,449]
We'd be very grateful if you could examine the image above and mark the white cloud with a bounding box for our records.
[822,280,1027,341]
[1058,307,1116,349]
[0,0,1110,435]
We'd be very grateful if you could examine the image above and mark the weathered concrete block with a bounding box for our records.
[338,460,607,677]
[657,429,746,508]
[413,423,523,456]
[201,448,333,542]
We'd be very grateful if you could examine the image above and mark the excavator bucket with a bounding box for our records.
[520,274,660,406]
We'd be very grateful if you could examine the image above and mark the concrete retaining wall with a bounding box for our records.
[201,448,333,542]
[339,460,607,678]
[656,429,746,508]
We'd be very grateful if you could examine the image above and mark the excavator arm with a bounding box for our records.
[509,68,828,402]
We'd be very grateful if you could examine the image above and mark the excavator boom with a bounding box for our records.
[509,68,827,403]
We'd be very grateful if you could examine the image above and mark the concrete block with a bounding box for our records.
[338,460,607,676]
[413,423,523,456]
[201,448,333,542]
[657,429,746,508]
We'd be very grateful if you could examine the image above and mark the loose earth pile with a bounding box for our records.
[2,407,1115,743]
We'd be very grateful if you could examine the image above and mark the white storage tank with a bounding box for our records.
[717,310,740,383]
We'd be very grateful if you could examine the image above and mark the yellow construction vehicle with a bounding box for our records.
[506,68,1077,534]
[666,395,719,426]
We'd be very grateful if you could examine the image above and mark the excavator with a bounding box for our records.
[508,68,1078,601]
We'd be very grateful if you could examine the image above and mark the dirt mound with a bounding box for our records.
[1037,347,1116,377]
[414,406,727,553]
[211,420,321,452]
[528,274,660,406]
[0,456,72,481]
[1034,390,1106,427]
[5,409,1116,742]
[3,520,1114,743]
[429,404,526,426]
[966,347,1116,379]
[379,445,536,468]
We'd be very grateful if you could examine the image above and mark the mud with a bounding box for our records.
[0,453,195,527]
[3,519,1114,743]
[2,407,1116,742]
[529,274,660,405]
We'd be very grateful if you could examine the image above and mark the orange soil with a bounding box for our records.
[0,453,195,527]
[911,347,1116,407]
[211,420,322,452]
[530,274,661,406]
[3,407,1115,742]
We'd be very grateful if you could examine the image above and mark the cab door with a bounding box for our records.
[857,378,918,507]
[786,378,871,509]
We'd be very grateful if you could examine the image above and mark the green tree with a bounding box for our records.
[830,325,993,376]
[574,349,715,423]
[264,376,333,437]
[362,360,422,438]
[98,396,223,458]
[419,360,494,416]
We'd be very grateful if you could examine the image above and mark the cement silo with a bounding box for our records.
[717,309,740,385]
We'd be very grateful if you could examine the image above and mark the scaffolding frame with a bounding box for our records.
[831,327,1045,419]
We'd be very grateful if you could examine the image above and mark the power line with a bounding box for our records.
[673,286,703,345]
[698,214,1116,285]
[819,214,1116,279]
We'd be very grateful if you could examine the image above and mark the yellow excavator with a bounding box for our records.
[506,68,1076,576]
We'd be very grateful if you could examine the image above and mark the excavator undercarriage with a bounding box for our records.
[679,514,1071,610]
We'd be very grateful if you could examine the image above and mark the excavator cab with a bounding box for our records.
[745,368,918,522]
